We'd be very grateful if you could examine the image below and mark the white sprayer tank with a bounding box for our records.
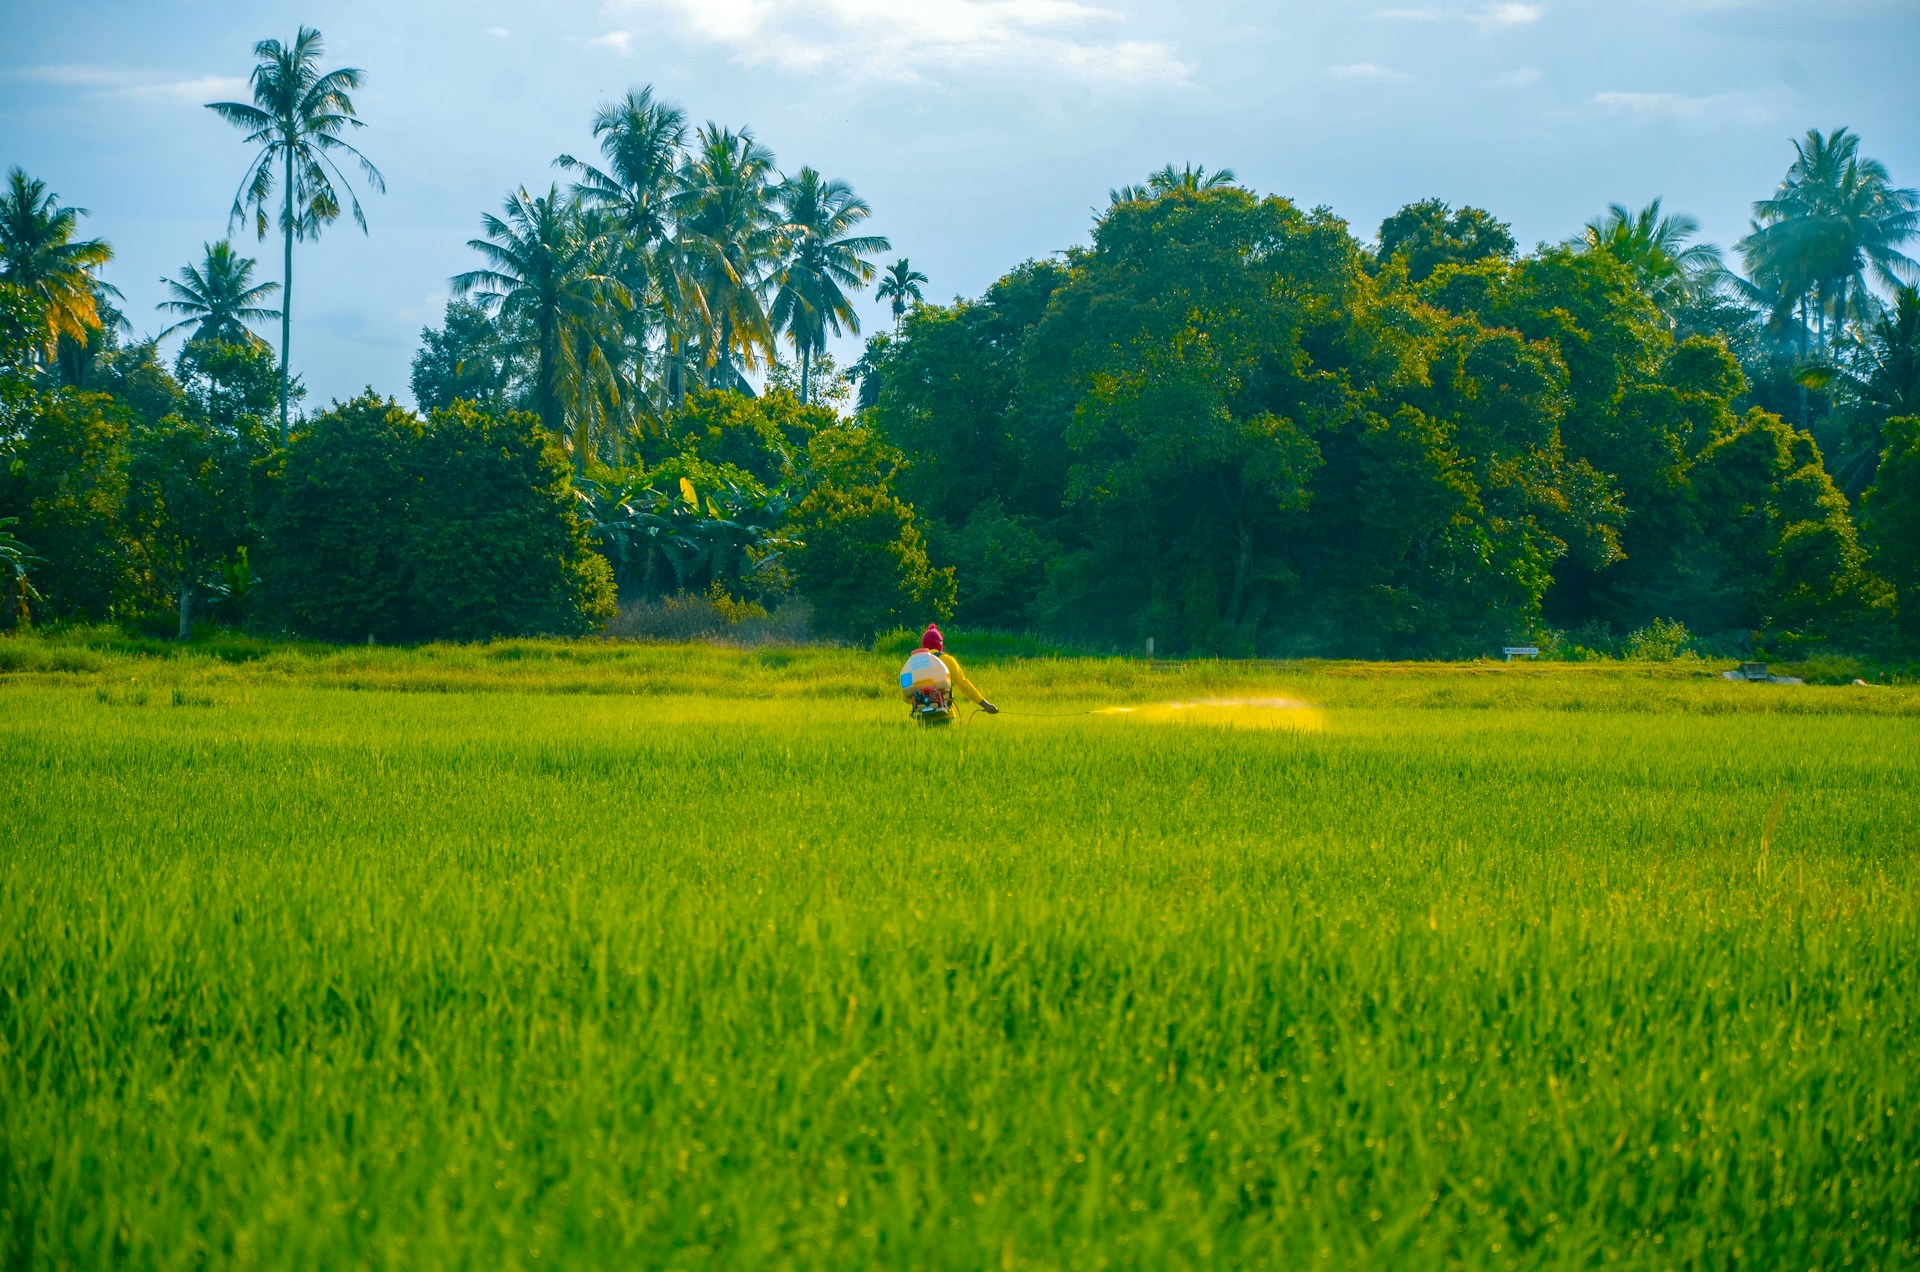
[900,649,951,701]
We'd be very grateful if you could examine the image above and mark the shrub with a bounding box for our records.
[409,402,615,641]
[786,483,954,640]
[606,591,811,646]
[257,394,614,643]
[1623,618,1693,660]
[1862,416,1920,644]
[0,388,145,622]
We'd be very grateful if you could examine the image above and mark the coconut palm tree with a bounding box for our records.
[0,168,114,361]
[1740,128,1919,353]
[673,125,781,394]
[1109,164,1237,207]
[1800,286,1920,495]
[559,87,688,258]
[157,241,282,349]
[1147,163,1238,195]
[1574,199,1723,315]
[207,27,385,443]
[876,258,927,329]
[769,168,889,404]
[451,186,628,466]
[559,86,695,425]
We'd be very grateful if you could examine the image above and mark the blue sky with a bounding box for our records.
[4,0,1917,410]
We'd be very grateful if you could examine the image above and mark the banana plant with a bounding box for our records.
[0,517,43,628]
[577,470,796,596]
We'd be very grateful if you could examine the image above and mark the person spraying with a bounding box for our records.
[899,624,998,725]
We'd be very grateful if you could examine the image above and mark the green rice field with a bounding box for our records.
[3,636,1918,1269]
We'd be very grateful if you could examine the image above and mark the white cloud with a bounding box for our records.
[1590,88,1784,124]
[1327,62,1414,83]
[7,64,249,103]
[1375,3,1544,32]
[486,26,511,37]
[596,0,1190,85]
[1487,66,1543,89]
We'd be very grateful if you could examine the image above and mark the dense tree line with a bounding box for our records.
[852,136,1920,657]
[3,33,1917,658]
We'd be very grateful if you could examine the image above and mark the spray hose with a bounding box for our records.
[962,705,1098,724]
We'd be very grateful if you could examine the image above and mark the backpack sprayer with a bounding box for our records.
[899,648,956,725]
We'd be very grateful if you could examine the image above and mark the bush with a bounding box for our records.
[607,590,812,646]
[409,402,615,641]
[1623,618,1693,660]
[1862,416,1920,644]
[256,394,614,642]
[0,388,144,622]
[786,483,954,640]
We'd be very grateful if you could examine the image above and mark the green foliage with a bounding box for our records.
[653,386,831,485]
[1690,409,1895,649]
[1376,198,1516,283]
[863,259,1070,527]
[125,412,262,637]
[255,395,420,641]
[937,499,1057,631]
[1862,415,1920,640]
[0,387,143,620]
[0,515,42,627]
[409,402,616,641]
[0,167,115,359]
[787,481,952,640]
[257,394,613,642]
[175,337,285,432]
[410,298,521,415]
[1622,617,1693,660]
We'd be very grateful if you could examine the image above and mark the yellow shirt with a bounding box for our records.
[937,651,987,705]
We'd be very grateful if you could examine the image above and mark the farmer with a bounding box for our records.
[899,623,998,723]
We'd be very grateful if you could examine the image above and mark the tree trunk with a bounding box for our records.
[1798,298,1810,429]
[539,312,561,441]
[177,578,192,642]
[279,145,294,447]
[800,344,811,405]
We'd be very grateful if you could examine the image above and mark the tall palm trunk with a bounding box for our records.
[538,309,562,442]
[800,343,811,405]
[279,146,293,446]
[1798,298,1811,429]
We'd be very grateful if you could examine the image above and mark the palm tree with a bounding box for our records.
[769,168,889,404]
[156,241,282,349]
[1109,164,1237,207]
[451,186,628,467]
[1148,163,1238,195]
[1740,128,1919,354]
[207,27,385,443]
[673,125,781,394]
[1574,198,1723,315]
[1800,286,1920,495]
[559,86,695,427]
[876,258,927,330]
[560,87,687,257]
[0,168,114,361]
